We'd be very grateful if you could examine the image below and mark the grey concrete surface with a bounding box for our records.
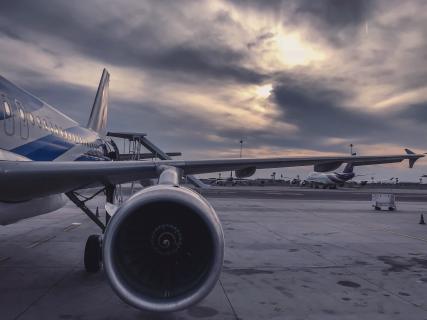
[1,187,427,319]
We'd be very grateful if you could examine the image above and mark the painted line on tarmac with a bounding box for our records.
[379,228,427,243]
[266,192,304,196]
[26,235,56,248]
[63,222,81,232]
[0,256,10,264]
[396,194,427,198]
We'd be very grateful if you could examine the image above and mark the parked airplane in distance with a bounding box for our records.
[304,162,357,189]
[0,69,423,313]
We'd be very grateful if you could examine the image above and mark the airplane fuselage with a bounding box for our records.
[305,171,355,187]
[0,75,107,224]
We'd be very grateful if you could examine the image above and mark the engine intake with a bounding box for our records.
[103,186,224,312]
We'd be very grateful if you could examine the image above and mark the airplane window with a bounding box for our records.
[28,113,35,125]
[18,108,25,120]
[3,101,11,117]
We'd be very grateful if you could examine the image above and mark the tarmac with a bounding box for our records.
[1,186,427,319]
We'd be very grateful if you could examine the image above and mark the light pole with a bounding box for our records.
[349,144,356,156]
[239,138,244,158]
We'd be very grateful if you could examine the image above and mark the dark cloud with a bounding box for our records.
[273,79,367,136]
[270,74,426,150]
[0,0,265,84]
[393,102,427,124]
[293,0,374,29]
[247,32,275,49]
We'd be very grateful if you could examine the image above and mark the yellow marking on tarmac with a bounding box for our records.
[26,235,56,248]
[63,222,81,232]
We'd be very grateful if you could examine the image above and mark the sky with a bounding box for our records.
[0,0,426,181]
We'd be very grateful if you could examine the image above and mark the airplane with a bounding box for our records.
[303,162,356,189]
[303,152,418,189]
[0,69,423,313]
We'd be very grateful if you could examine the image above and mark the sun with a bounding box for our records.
[256,83,273,99]
[274,33,324,67]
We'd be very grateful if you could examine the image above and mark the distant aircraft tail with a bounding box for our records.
[343,163,354,173]
[405,148,418,168]
[87,68,109,136]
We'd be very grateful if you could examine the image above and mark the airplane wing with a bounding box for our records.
[0,151,422,201]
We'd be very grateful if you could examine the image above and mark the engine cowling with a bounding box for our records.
[235,166,256,178]
[314,161,342,172]
[103,185,224,312]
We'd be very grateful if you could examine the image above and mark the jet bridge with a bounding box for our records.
[106,131,208,188]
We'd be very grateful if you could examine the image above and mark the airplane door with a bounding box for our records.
[2,95,15,136]
[16,100,29,140]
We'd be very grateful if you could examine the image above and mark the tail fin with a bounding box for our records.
[343,162,354,173]
[87,68,109,136]
[405,148,418,168]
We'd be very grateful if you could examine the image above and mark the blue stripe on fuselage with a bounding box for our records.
[11,126,103,161]
[11,134,75,161]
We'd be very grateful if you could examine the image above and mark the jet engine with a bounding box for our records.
[102,185,224,312]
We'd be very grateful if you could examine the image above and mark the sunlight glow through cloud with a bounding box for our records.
[274,33,325,67]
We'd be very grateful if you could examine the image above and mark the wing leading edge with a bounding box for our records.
[0,151,422,201]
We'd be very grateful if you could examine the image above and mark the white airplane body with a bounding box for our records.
[0,69,423,312]
[0,72,109,224]
[305,163,356,188]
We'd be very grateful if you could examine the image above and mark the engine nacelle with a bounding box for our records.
[103,185,224,312]
[235,166,256,178]
[314,161,342,172]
